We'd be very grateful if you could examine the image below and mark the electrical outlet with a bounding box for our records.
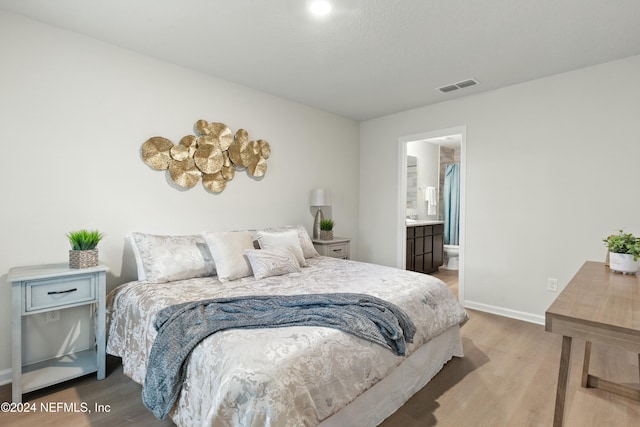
[547,278,558,292]
[45,310,60,323]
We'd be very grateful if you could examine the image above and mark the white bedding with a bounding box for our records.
[106,256,467,426]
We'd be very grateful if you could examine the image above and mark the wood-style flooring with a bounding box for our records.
[1,269,639,426]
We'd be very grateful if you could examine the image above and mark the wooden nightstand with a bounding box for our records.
[312,237,350,260]
[8,263,108,403]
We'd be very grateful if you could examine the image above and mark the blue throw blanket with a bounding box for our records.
[142,293,416,419]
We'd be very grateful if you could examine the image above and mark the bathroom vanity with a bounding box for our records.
[406,221,444,274]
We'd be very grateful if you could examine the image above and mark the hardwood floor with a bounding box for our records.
[0,355,173,427]
[381,269,640,426]
[1,269,639,426]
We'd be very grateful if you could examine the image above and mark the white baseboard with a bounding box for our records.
[0,368,11,386]
[464,300,545,325]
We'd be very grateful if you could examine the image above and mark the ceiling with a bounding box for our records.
[2,0,640,121]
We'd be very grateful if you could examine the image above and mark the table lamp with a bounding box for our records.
[310,189,331,239]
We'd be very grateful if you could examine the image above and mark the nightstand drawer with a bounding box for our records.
[312,237,351,260]
[326,242,348,258]
[25,274,97,312]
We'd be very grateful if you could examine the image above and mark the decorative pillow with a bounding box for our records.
[260,225,318,258]
[257,229,307,267]
[245,248,301,280]
[129,233,215,283]
[202,231,255,282]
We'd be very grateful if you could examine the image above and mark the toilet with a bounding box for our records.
[443,245,459,270]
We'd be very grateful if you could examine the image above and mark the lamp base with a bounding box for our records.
[313,208,324,239]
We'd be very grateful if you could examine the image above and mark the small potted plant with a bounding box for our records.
[67,229,104,269]
[603,229,640,274]
[320,219,334,240]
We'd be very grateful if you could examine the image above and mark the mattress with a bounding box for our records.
[106,256,467,426]
[319,324,462,427]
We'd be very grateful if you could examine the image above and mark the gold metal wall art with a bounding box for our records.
[141,120,271,193]
[141,137,173,170]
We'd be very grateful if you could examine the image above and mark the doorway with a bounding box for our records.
[397,126,466,303]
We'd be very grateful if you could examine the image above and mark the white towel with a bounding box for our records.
[425,186,437,215]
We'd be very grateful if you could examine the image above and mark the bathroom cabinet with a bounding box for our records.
[406,223,444,273]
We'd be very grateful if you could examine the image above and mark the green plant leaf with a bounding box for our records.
[320,219,334,231]
[603,229,640,259]
[67,229,104,250]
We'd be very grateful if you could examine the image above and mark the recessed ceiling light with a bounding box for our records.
[309,0,332,16]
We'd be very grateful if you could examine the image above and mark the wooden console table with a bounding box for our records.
[545,261,640,426]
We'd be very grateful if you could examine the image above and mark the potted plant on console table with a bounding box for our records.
[67,229,104,269]
[603,229,640,274]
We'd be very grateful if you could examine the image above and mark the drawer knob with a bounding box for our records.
[47,288,78,295]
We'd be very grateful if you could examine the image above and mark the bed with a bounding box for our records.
[106,226,468,426]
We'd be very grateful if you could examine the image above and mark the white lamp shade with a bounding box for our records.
[310,189,331,207]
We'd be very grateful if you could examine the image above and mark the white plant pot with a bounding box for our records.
[609,252,639,274]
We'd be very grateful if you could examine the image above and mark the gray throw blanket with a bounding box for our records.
[142,293,416,419]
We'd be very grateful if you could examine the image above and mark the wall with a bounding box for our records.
[0,12,360,379]
[359,54,640,323]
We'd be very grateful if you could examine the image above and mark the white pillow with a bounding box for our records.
[245,248,301,280]
[203,231,255,282]
[129,233,215,283]
[260,225,318,258]
[257,229,307,267]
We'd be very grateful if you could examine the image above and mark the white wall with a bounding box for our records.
[0,12,359,376]
[360,54,640,322]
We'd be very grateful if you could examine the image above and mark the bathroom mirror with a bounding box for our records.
[406,155,417,209]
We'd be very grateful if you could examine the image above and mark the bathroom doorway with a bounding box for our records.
[397,126,466,303]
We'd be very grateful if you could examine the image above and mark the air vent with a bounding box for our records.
[438,85,459,93]
[437,78,480,93]
[456,79,478,88]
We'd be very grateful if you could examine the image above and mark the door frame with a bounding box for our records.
[397,126,467,303]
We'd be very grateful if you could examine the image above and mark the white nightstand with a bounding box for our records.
[312,237,351,260]
[8,263,108,403]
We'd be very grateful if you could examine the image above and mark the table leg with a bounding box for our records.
[580,341,640,401]
[11,284,22,403]
[96,272,106,380]
[553,335,572,427]
[581,341,592,388]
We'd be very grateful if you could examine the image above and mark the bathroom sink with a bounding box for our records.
[405,219,444,225]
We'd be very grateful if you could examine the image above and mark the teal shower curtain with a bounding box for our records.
[443,163,460,245]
